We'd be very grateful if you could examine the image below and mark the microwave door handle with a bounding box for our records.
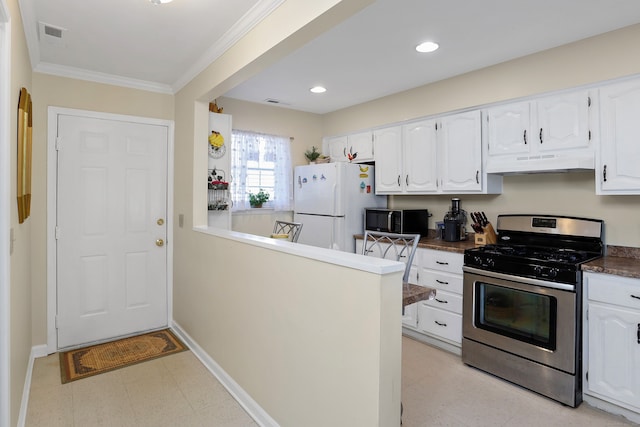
[387,211,393,232]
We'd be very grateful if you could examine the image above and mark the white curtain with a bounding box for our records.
[230,130,292,211]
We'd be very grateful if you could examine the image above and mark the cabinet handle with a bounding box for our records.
[397,175,401,186]
[603,165,607,182]
[539,128,543,144]
[406,175,409,186]
[343,147,346,157]
[475,170,479,184]
[435,320,447,327]
[436,261,449,265]
[435,279,449,285]
[637,324,640,344]
[435,298,448,304]
[631,294,640,300]
[523,129,527,144]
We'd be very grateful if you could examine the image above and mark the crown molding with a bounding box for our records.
[34,62,174,94]
[171,0,285,93]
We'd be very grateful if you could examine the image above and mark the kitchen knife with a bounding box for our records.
[481,212,489,226]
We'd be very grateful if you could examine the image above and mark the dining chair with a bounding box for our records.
[271,220,303,242]
[361,230,420,284]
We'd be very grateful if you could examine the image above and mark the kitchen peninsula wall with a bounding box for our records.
[321,23,640,248]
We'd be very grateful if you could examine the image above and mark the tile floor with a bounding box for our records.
[25,336,637,426]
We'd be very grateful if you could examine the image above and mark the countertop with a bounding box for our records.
[403,283,436,307]
[355,231,477,255]
[582,246,640,280]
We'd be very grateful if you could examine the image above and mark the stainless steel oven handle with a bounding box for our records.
[462,266,576,292]
[387,212,393,232]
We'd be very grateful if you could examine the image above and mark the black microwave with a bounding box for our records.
[364,209,429,235]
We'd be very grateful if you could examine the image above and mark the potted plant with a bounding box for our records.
[304,146,321,164]
[249,189,270,208]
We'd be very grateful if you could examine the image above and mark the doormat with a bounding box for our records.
[59,329,187,384]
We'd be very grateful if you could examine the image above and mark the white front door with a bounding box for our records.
[56,114,168,348]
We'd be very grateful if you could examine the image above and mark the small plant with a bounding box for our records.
[249,189,270,207]
[304,146,321,162]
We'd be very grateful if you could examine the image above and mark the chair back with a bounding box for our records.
[362,231,420,283]
[272,220,303,242]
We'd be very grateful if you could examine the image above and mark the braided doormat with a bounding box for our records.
[59,329,187,383]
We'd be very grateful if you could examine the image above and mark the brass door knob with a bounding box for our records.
[156,239,164,247]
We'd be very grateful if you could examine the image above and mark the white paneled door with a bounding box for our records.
[56,114,168,348]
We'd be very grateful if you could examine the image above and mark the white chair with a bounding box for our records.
[362,230,420,284]
[271,220,303,243]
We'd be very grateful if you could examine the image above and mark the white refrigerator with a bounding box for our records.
[293,162,386,252]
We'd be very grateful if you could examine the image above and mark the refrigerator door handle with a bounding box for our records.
[387,211,393,233]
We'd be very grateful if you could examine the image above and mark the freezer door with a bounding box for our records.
[293,214,348,251]
[294,163,339,215]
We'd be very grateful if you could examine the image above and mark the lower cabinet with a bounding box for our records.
[584,272,640,421]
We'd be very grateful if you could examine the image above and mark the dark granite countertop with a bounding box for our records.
[403,283,436,307]
[582,246,640,280]
[355,231,477,255]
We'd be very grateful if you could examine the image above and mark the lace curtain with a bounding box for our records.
[230,129,292,211]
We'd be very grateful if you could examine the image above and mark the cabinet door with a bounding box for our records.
[486,101,530,157]
[373,126,403,194]
[598,79,640,194]
[402,120,437,193]
[536,91,591,154]
[348,131,374,162]
[438,111,483,192]
[587,302,640,411]
[327,135,348,162]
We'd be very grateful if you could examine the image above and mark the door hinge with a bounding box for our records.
[55,137,61,151]
[55,315,58,329]
[55,226,60,239]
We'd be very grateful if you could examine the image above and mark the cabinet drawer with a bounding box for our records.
[587,273,640,310]
[417,305,462,344]
[421,289,462,314]
[420,249,463,274]
[420,270,463,294]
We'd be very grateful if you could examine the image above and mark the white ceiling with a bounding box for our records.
[19,0,640,112]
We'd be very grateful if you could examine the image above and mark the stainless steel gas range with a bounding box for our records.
[462,214,604,407]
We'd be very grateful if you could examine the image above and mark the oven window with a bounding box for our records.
[474,282,557,350]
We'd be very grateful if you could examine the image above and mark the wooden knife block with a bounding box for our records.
[474,223,498,245]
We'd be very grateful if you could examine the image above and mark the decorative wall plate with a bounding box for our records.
[209,143,226,158]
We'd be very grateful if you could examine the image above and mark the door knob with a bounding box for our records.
[157,218,164,226]
[156,239,164,247]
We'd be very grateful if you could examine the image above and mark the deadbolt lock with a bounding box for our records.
[157,218,165,226]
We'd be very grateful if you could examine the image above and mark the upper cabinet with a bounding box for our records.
[374,123,436,194]
[374,111,502,195]
[485,90,595,173]
[597,78,640,194]
[324,131,374,163]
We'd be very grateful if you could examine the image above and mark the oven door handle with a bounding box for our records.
[462,266,576,292]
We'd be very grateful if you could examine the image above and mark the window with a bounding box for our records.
[230,130,292,211]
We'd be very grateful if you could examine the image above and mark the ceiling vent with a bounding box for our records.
[264,98,290,106]
[38,22,66,45]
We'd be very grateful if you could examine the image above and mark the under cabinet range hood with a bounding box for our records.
[485,154,595,174]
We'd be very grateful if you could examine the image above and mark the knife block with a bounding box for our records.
[474,223,497,245]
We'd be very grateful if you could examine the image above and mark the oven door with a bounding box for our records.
[463,266,578,374]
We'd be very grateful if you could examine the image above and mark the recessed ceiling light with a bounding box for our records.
[416,41,439,53]
[149,0,173,4]
[310,86,327,94]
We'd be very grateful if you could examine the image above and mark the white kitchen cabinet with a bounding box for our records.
[485,90,594,173]
[325,131,374,163]
[375,113,501,195]
[374,122,436,194]
[416,249,464,347]
[584,272,640,418]
[597,78,640,194]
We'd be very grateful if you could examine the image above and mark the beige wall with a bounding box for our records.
[320,24,640,247]
[8,0,33,424]
[29,73,174,346]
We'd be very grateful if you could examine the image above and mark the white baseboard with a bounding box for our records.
[170,321,278,427]
[583,394,640,425]
[17,344,47,427]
